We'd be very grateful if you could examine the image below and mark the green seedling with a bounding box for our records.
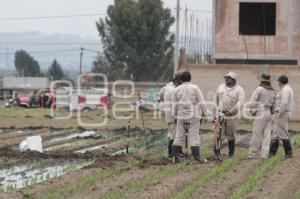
[39,148,166,199]
[101,148,214,199]
[168,150,248,199]
[229,134,300,199]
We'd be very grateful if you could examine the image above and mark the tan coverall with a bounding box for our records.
[249,86,276,159]
[162,82,177,140]
[214,83,245,141]
[272,84,294,140]
[173,82,206,146]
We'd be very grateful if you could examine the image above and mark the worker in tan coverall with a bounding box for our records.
[172,70,207,163]
[214,72,245,157]
[269,75,294,159]
[248,73,276,159]
[159,72,183,158]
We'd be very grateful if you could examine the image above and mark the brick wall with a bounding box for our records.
[186,64,300,120]
[213,0,300,62]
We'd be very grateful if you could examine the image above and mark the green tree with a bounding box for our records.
[92,53,124,80]
[96,0,175,81]
[47,59,64,80]
[14,50,41,76]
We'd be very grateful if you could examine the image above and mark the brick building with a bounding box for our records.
[212,0,300,65]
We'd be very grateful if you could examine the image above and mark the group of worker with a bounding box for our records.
[159,70,294,163]
[7,91,52,108]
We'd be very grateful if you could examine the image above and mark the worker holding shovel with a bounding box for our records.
[213,72,245,158]
[172,70,207,163]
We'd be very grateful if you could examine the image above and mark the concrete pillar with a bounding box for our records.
[179,48,188,70]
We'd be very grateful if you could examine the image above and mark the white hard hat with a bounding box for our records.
[224,71,237,80]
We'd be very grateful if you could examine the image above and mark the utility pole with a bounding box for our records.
[79,47,84,75]
[174,0,180,74]
[5,47,9,68]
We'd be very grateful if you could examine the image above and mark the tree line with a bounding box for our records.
[14,0,176,82]
[14,50,65,81]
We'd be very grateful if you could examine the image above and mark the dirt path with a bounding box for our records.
[191,158,261,199]
[246,148,300,199]
[127,161,216,199]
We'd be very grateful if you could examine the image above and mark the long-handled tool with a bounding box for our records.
[213,116,223,162]
[183,122,190,163]
[137,90,149,155]
[126,120,131,153]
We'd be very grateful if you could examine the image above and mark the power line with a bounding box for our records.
[0,49,78,56]
[0,48,102,56]
[0,42,101,45]
[0,9,210,21]
[84,48,101,53]
[172,8,212,14]
[0,13,106,21]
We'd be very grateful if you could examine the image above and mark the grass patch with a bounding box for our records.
[228,134,300,199]
[167,150,248,199]
[0,156,8,163]
[296,191,300,199]
[0,106,51,117]
[100,148,214,199]
[293,134,300,146]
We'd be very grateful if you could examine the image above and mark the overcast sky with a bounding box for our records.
[0,0,212,39]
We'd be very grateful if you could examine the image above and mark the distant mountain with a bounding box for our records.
[0,32,102,75]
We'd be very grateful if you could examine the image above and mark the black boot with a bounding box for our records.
[191,146,202,163]
[172,145,181,163]
[269,139,279,156]
[213,146,222,161]
[228,140,235,158]
[178,146,184,157]
[282,139,293,159]
[168,139,174,158]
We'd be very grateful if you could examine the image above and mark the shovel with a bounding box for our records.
[213,117,223,162]
[183,123,190,164]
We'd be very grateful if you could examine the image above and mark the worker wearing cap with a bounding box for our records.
[269,75,294,159]
[214,72,245,157]
[172,70,207,163]
[248,73,276,159]
[159,72,183,158]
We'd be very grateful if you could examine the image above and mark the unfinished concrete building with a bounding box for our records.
[212,0,300,65]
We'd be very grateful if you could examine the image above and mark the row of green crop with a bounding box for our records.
[38,144,166,199]
[39,158,148,199]
[100,148,215,199]
[228,134,300,199]
[228,150,284,199]
[166,134,300,199]
[101,162,186,199]
[167,150,248,199]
